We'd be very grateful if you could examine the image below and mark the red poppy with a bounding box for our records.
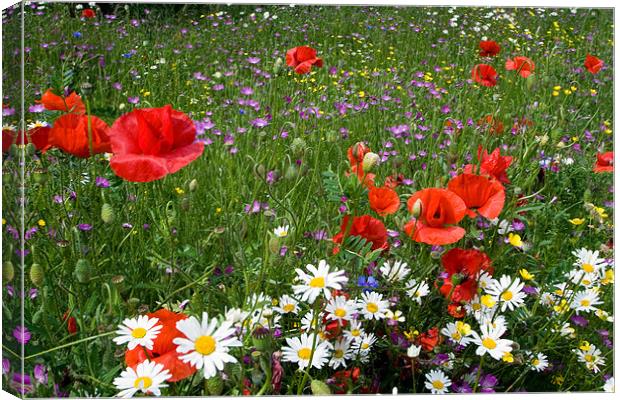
[584,54,604,74]
[594,152,613,173]
[477,114,504,134]
[62,311,78,334]
[285,46,323,74]
[471,64,498,87]
[465,146,513,184]
[418,327,440,352]
[369,186,400,216]
[2,127,50,153]
[405,188,467,245]
[479,40,500,57]
[332,215,388,255]
[332,368,360,394]
[108,105,204,182]
[447,173,505,220]
[384,174,405,189]
[447,302,466,319]
[47,113,111,158]
[505,56,535,78]
[439,248,493,303]
[125,309,197,382]
[37,89,86,114]
[81,9,96,19]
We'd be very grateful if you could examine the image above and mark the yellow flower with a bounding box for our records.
[553,85,562,91]
[579,341,591,351]
[480,294,496,308]
[456,321,471,336]
[590,89,597,95]
[594,206,608,219]
[552,375,564,385]
[216,207,222,214]
[563,89,571,95]
[552,91,560,97]
[601,269,614,285]
[1,218,6,225]
[175,187,185,195]
[37,219,46,227]
[508,233,523,248]
[358,91,365,98]
[569,218,585,225]
[502,352,514,363]
[519,269,534,280]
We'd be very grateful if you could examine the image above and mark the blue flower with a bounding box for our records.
[357,275,379,292]
[73,31,82,38]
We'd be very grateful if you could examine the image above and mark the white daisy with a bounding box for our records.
[357,291,389,320]
[301,310,322,332]
[292,260,348,303]
[379,259,410,283]
[471,319,513,360]
[281,333,332,370]
[325,296,356,323]
[572,248,607,275]
[571,289,602,313]
[273,294,300,315]
[477,271,494,291]
[173,312,242,379]
[553,322,576,338]
[575,344,606,372]
[113,360,171,398]
[405,279,430,304]
[273,225,289,238]
[485,275,526,312]
[113,315,162,351]
[441,321,473,346]
[424,369,452,394]
[567,268,599,288]
[352,332,377,354]
[343,319,365,343]
[329,337,353,369]
[527,351,549,371]
[27,120,49,130]
[603,377,614,392]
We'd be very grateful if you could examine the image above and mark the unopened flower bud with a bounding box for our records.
[362,152,380,172]
[188,179,198,192]
[3,261,15,283]
[30,263,44,287]
[410,198,423,218]
[101,203,115,224]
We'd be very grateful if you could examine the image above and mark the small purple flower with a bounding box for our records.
[33,364,48,385]
[273,328,282,338]
[29,288,38,299]
[3,107,15,116]
[11,373,33,394]
[77,224,93,231]
[127,96,140,104]
[95,176,110,188]
[112,82,123,91]
[6,285,15,297]
[2,358,10,375]
[224,265,234,275]
[279,246,288,257]
[122,223,133,229]
[246,57,261,64]
[13,325,31,344]
[28,104,45,113]
[250,118,269,128]
[571,315,589,327]
[240,87,254,95]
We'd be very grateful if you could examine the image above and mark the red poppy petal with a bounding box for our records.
[110,154,169,182]
[295,46,317,63]
[285,48,298,67]
[477,185,505,219]
[164,142,205,175]
[295,61,313,74]
[413,224,466,245]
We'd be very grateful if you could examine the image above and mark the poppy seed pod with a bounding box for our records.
[101,203,115,224]
[30,263,44,287]
[206,375,224,396]
[74,259,91,283]
[362,152,380,172]
[410,198,423,218]
[2,261,15,283]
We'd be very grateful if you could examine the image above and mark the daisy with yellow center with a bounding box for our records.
[292,260,347,304]
[441,321,473,346]
[424,369,451,394]
[273,224,289,238]
[571,289,602,313]
[274,294,299,315]
[113,315,162,351]
[486,275,526,312]
[173,312,242,378]
[343,319,365,344]
[113,360,171,398]
[325,295,356,323]
[281,332,332,370]
[329,337,353,369]
[471,319,514,360]
[357,291,389,320]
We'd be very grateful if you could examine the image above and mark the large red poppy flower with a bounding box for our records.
[285,46,323,74]
[584,54,604,74]
[439,248,493,303]
[125,309,197,382]
[505,56,535,78]
[479,40,500,57]
[48,114,111,158]
[405,188,467,245]
[471,64,498,87]
[594,152,613,173]
[369,186,400,216]
[81,9,96,19]
[108,105,204,182]
[464,146,513,184]
[332,215,388,255]
[2,127,50,153]
[418,327,440,352]
[38,89,86,114]
[447,173,505,220]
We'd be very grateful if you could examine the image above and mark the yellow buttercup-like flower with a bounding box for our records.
[569,218,585,225]
[519,269,534,281]
[508,233,523,248]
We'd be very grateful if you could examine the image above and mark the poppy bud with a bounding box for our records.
[410,198,423,218]
[101,203,115,224]
[9,144,20,158]
[30,263,44,287]
[311,380,332,395]
[189,179,198,192]
[2,261,15,283]
[180,197,190,211]
[127,297,140,311]
[290,138,307,155]
[80,82,93,96]
[165,201,177,226]
[67,316,78,334]
[32,308,44,324]
[284,164,298,180]
[74,259,91,283]
[268,237,281,254]
[325,130,338,142]
[362,152,380,172]
[273,57,283,74]
[525,73,536,91]
[254,164,266,179]
[206,375,224,396]
[351,142,368,162]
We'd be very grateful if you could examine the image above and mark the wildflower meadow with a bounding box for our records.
[1,2,615,397]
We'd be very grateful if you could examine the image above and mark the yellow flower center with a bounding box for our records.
[366,302,379,313]
[532,359,540,366]
[297,347,312,360]
[133,376,153,389]
[482,337,497,349]
[582,263,594,273]
[501,291,513,301]
[580,299,591,307]
[472,303,481,311]
[432,380,444,390]
[334,349,344,358]
[451,332,461,340]
[351,329,360,337]
[309,277,325,288]
[361,343,370,350]
[195,335,216,355]
[584,354,594,362]
[334,308,347,318]
[283,304,295,313]
[131,327,147,339]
